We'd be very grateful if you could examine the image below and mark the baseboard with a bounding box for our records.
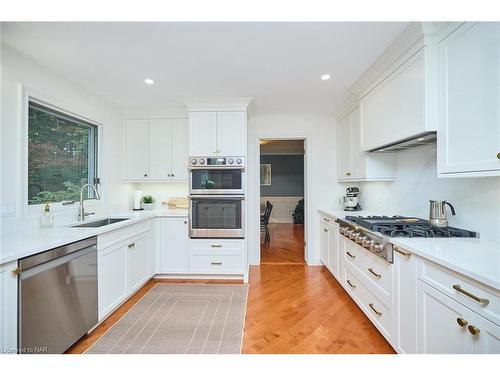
[306,258,323,266]
[154,273,244,280]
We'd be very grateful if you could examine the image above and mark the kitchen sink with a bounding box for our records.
[72,218,130,228]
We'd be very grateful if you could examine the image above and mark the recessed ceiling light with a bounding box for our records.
[144,78,154,85]
[321,74,331,81]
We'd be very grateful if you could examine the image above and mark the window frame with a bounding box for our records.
[23,90,103,216]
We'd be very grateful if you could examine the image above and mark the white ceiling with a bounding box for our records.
[1,22,409,114]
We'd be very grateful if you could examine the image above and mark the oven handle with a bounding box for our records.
[189,195,245,200]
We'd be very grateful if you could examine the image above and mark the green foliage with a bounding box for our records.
[30,180,85,204]
[142,195,154,204]
[292,199,304,224]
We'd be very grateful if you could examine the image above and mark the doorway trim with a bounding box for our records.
[254,136,310,265]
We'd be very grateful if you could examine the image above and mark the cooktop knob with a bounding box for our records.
[236,158,242,164]
[355,234,365,244]
[191,159,197,165]
[362,238,374,249]
[349,231,358,240]
[199,159,205,165]
[371,243,383,253]
[228,158,234,164]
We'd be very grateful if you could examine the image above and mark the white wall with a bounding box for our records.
[247,114,340,265]
[354,144,500,243]
[0,44,132,224]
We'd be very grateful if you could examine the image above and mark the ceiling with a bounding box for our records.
[1,22,409,114]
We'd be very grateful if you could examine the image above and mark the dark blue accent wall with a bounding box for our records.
[260,155,304,196]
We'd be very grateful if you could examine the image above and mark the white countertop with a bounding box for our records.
[0,209,188,265]
[319,208,500,291]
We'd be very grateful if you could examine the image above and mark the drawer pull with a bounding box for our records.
[323,228,328,232]
[468,325,480,335]
[211,244,223,248]
[394,247,411,257]
[12,267,21,276]
[346,172,351,176]
[368,268,381,279]
[452,284,489,305]
[369,303,382,316]
[128,243,135,248]
[346,251,355,259]
[346,280,356,288]
[211,262,223,265]
[456,317,468,327]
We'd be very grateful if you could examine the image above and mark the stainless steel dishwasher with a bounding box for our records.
[18,236,98,354]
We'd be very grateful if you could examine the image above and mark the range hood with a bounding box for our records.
[369,131,437,153]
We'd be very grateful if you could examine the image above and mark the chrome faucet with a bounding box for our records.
[78,183,101,221]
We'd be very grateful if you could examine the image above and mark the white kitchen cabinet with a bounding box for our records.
[472,312,500,354]
[319,215,341,282]
[216,111,246,155]
[360,47,436,152]
[417,280,474,353]
[437,22,500,177]
[124,118,189,181]
[125,119,149,180]
[320,221,330,269]
[337,106,395,182]
[189,111,246,156]
[159,217,189,273]
[0,261,18,353]
[127,232,151,293]
[98,242,128,320]
[393,247,417,354]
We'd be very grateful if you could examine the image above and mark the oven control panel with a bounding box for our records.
[190,157,245,167]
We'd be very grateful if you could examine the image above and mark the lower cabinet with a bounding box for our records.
[159,217,189,273]
[97,223,152,320]
[0,261,18,353]
[189,239,245,274]
[319,215,340,281]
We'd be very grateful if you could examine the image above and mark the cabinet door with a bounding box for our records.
[360,50,426,151]
[338,113,354,180]
[320,222,330,267]
[148,119,172,180]
[393,249,417,353]
[438,22,500,176]
[170,118,189,180]
[417,280,474,353]
[472,313,500,354]
[98,243,128,320]
[216,111,246,155]
[189,112,217,156]
[327,223,339,279]
[125,119,149,180]
[127,232,151,293]
[160,217,189,273]
[0,261,18,353]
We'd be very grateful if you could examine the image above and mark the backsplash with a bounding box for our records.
[356,144,500,242]
[129,182,189,209]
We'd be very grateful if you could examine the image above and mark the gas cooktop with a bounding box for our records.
[345,215,478,238]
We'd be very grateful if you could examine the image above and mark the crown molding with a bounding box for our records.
[184,98,254,113]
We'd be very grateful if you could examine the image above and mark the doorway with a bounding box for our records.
[259,139,305,264]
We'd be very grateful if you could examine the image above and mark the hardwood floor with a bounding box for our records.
[261,223,305,264]
[67,265,394,354]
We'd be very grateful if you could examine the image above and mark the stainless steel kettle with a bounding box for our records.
[429,200,456,227]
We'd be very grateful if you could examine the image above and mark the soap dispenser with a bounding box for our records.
[40,203,54,228]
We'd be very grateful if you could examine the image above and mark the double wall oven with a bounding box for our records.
[189,156,245,238]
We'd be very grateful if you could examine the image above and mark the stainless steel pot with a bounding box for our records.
[429,200,456,227]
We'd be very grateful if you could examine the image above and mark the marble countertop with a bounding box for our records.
[319,208,500,291]
[0,209,188,265]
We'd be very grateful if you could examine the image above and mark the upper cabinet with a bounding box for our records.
[437,22,500,177]
[359,46,437,152]
[188,111,246,156]
[337,106,395,182]
[124,118,188,181]
[186,98,252,157]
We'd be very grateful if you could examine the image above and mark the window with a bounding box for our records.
[28,101,98,205]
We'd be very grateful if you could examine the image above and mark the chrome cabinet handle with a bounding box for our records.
[128,243,135,248]
[368,268,381,279]
[468,325,480,335]
[453,284,489,305]
[346,280,356,288]
[369,303,382,316]
[211,262,223,265]
[394,247,411,257]
[211,244,223,248]
[346,251,355,259]
[456,317,468,327]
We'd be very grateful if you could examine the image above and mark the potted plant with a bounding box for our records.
[142,195,154,210]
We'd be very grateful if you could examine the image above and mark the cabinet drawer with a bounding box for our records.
[98,220,151,250]
[418,259,500,325]
[190,239,244,256]
[189,254,244,274]
[344,268,393,341]
[344,240,393,301]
